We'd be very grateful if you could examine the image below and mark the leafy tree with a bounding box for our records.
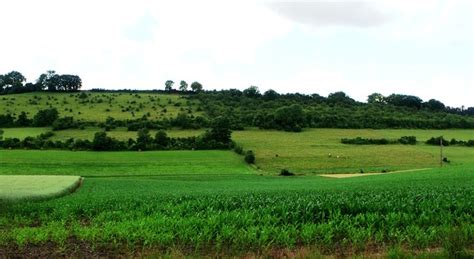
[385,94,423,109]
[205,116,232,144]
[367,93,385,104]
[190,81,203,92]
[179,80,188,91]
[165,80,174,91]
[16,112,31,126]
[33,108,59,127]
[327,91,355,105]
[274,104,305,132]
[92,131,115,151]
[155,130,169,148]
[136,128,153,150]
[263,89,279,101]
[243,86,261,98]
[58,74,82,91]
[425,99,445,111]
[2,71,26,88]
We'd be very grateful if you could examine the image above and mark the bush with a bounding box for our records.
[33,108,59,127]
[398,136,417,145]
[426,137,450,146]
[244,150,255,164]
[279,169,294,176]
[233,145,244,155]
[341,137,393,145]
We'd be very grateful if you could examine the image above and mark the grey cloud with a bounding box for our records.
[267,1,391,27]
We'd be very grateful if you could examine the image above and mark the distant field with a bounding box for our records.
[233,128,474,174]
[0,150,253,176]
[2,127,473,175]
[0,175,81,202]
[0,92,202,121]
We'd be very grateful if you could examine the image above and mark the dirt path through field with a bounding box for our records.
[319,168,432,178]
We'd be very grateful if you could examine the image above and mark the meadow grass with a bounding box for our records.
[0,175,81,202]
[0,92,202,121]
[0,150,253,176]
[233,128,474,174]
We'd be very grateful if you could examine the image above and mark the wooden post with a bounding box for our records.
[440,136,443,167]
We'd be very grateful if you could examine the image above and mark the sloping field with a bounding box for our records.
[0,150,253,176]
[0,175,82,202]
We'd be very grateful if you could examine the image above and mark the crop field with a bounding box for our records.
[0,175,81,202]
[0,92,201,121]
[0,160,473,257]
[1,125,474,256]
[0,150,252,177]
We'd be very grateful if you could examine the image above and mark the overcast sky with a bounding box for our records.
[0,0,472,106]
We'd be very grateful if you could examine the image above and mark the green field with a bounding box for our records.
[3,127,473,175]
[0,175,81,202]
[1,127,473,256]
[0,92,201,121]
[0,150,252,176]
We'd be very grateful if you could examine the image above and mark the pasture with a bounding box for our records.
[0,92,201,121]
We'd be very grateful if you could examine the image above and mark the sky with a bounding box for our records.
[0,0,472,107]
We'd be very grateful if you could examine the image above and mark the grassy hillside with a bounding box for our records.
[0,92,201,121]
[233,129,474,174]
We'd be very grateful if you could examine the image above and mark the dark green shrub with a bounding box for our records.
[398,136,417,145]
[279,169,294,176]
[244,150,255,164]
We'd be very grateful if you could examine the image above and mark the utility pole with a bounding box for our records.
[440,136,443,167]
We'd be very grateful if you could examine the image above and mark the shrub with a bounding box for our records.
[279,169,294,176]
[244,150,255,164]
[398,136,417,145]
[233,145,244,155]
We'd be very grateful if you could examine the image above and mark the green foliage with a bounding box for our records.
[341,137,393,145]
[190,81,203,92]
[244,150,255,164]
[279,169,294,176]
[33,108,59,127]
[274,104,304,132]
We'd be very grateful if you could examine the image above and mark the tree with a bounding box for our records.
[385,94,423,109]
[243,86,261,98]
[165,80,174,91]
[179,80,188,91]
[92,131,114,151]
[263,89,279,101]
[274,104,305,132]
[190,81,203,92]
[154,130,169,148]
[425,99,445,111]
[327,91,355,105]
[367,93,385,104]
[206,116,232,144]
[0,71,26,92]
[136,128,153,150]
[36,70,59,91]
[58,74,82,91]
[33,108,59,127]
[16,112,31,127]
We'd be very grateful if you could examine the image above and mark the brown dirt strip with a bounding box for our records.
[319,168,432,179]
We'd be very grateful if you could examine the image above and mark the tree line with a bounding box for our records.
[191,87,474,131]
[0,116,233,151]
[0,70,81,94]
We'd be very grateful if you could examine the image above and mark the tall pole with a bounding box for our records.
[440,136,443,167]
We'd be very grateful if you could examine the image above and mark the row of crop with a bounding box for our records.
[1,183,472,255]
